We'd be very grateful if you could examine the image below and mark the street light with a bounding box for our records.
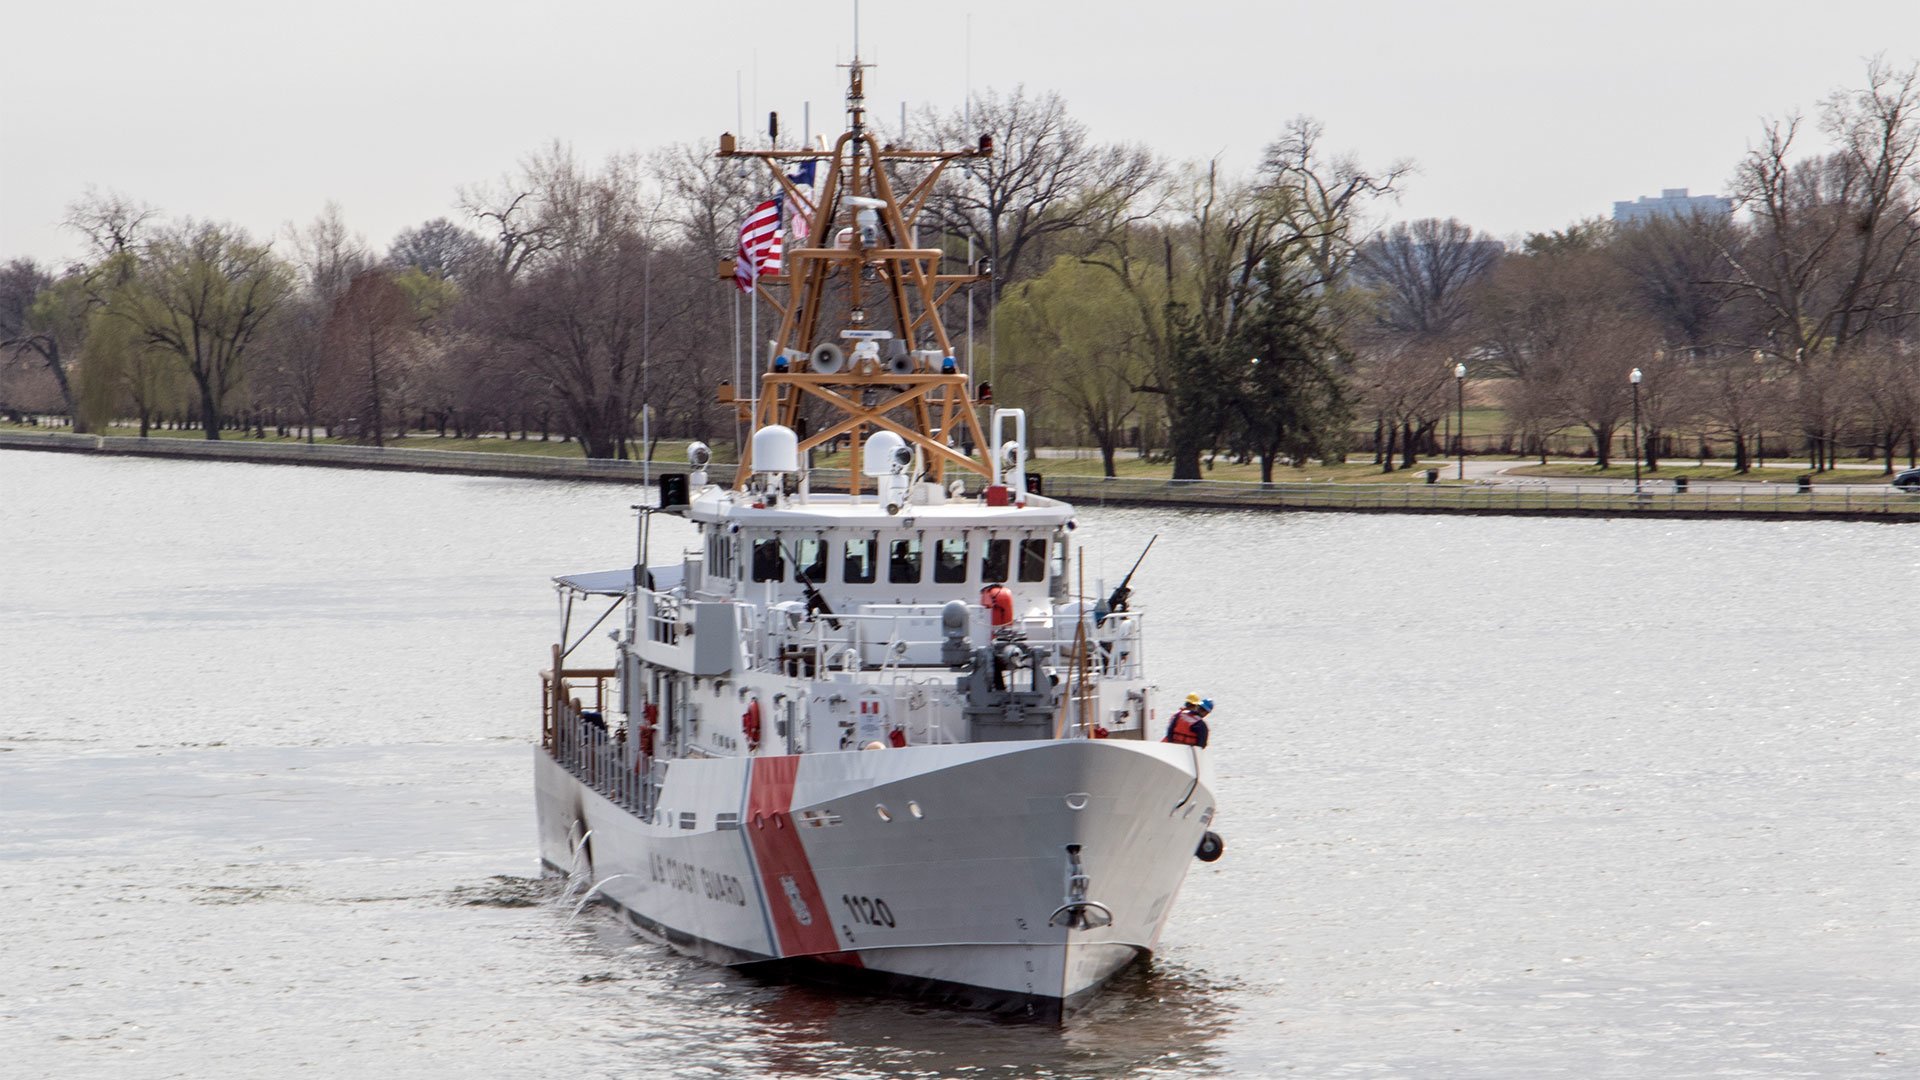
[1630,367,1643,493]
[1453,362,1467,480]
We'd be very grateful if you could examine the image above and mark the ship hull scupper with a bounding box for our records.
[535,738,1215,1016]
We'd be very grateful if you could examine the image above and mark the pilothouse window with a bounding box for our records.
[844,538,876,583]
[889,539,923,584]
[794,537,827,583]
[934,537,968,583]
[705,531,734,580]
[982,538,1010,583]
[752,539,784,582]
[1018,538,1048,583]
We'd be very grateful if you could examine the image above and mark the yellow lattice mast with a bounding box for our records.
[719,60,993,494]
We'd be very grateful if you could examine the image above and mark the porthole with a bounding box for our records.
[875,804,893,822]
[908,801,924,819]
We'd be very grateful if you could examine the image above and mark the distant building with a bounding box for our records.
[1611,188,1732,225]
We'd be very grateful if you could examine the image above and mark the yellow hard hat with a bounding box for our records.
[1185,693,1202,706]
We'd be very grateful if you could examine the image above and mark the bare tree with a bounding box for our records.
[286,202,371,303]
[1723,59,1920,362]
[1851,342,1920,471]
[920,87,1160,304]
[1355,341,1452,471]
[1631,348,1704,472]
[64,189,158,262]
[654,141,759,257]
[458,147,563,283]
[1553,313,1656,469]
[1611,213,1739,350]
[387,218,488,281]
[1473,232,1655,468]
[1260,118,1414,291]
[1791,352,1857,471]
[322,270,416,445]
[1696,350,1778,472]
[1353,218,1501,338]
[480,149,687,459]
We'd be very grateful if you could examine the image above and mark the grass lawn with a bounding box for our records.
[977,452,1463,485]
[0,422,704,462]
[13,420,1913,489]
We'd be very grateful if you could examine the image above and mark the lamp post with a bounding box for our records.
[1453,362,1467,480]
[1630,367,1643,493]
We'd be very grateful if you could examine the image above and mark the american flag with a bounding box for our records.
[787,161,817,241]
[735,196,783,293]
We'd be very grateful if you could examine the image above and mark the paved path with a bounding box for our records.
[1430,458,1915,496]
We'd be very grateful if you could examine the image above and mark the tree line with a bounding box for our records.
[4,59,1918,477]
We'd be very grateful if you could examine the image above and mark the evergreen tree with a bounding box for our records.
[1227,261,1352,482]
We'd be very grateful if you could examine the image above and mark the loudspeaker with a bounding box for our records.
[809,342,846,375]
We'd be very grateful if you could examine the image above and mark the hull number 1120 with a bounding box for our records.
[841,894,896,927]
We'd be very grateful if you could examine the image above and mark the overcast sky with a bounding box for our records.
[5,0,1917,267]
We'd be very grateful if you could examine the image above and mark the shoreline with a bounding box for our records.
[6,430,1917,521]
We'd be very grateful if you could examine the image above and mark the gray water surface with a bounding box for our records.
[2,452,1914,1078]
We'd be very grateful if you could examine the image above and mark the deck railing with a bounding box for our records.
[541,650,648,812]
[751,605,1146,682]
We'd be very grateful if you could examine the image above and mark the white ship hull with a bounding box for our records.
[535,738,1215,1018]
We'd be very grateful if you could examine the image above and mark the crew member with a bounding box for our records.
[980,582,1015,629]
[981,582,1017,691]
[1163,693,1212,748]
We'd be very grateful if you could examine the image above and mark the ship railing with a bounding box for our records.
[547,699,648,815]
[1023,609,1147,682]
[540,646,648,809]
[542,666,649,815]
[754,606,1147,681]
[644,591,682,645]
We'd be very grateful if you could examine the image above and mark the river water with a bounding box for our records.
[2,451,1914,1079]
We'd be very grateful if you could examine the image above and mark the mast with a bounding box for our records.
[719,61,994,494]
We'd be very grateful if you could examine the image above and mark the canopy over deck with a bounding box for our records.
[554,569,634,596]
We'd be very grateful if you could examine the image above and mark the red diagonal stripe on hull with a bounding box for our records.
[747,756,855,962]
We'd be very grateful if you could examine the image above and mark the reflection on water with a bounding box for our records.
[555,896,1237,1079]
[3,453,1916,1078]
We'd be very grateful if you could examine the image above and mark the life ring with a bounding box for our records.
[742,699,762,750]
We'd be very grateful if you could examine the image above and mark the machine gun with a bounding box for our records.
[780,540,842,630]
[1102,535,1157,617]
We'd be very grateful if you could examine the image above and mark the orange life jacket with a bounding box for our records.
[981,585,1014,627]
[1164,710,1205,746]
